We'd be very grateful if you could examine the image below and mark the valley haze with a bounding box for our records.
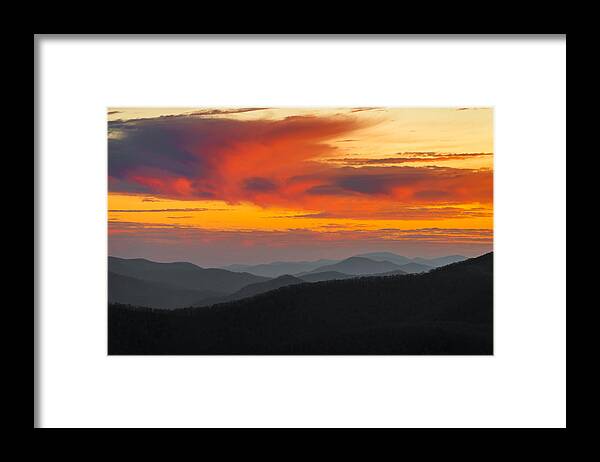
[108,252,468,309]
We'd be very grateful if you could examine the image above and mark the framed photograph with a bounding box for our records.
[35,34,566,428]
[107,106,494,355]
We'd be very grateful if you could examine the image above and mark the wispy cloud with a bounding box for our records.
[109,208,224,213]
[324,152,493,166]
[187,107,269,116]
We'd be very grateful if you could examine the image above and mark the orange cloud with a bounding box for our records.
[324,152,493,166]
[108,114,492,221]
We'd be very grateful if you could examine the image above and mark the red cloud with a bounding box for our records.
[109,114,492,217]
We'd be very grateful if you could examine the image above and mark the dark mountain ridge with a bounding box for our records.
[413,255,467,268]
[300,256,406,276]
[353,252,413,266]
[222,259,337,278]
[108,271,221,309]
[222,253,467,278]
[109,253,493,355]
[108,256,268,294]
[396,262,433,274]
[196,274,305,307]
[298,271,357,283]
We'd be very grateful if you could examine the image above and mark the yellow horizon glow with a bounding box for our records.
[108,193,493,232]
[108,107,493,247]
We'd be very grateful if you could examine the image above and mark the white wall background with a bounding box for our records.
[36,36,566,428]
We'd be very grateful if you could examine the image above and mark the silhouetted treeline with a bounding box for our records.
[109,253,493,355]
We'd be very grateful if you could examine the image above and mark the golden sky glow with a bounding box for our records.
[108,107,493,265]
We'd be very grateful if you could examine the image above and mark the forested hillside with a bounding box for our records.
[109,253,493,355]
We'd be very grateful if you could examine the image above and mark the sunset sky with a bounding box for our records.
[108,107,493,266]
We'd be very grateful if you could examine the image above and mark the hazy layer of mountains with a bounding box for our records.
[108,253,467,309]
[109,252,493,355]
[221,253,466,278]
